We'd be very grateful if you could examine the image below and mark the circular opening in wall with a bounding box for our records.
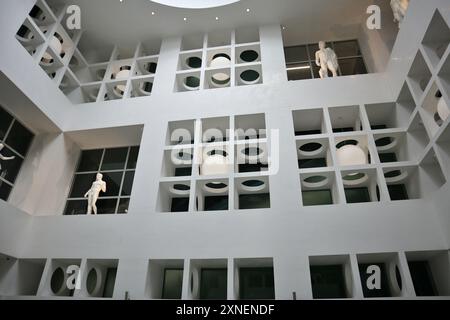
[240,50,259,63]
[242,147,263,156]
[434,112,444,126]
[211,73,230,86]
[205,182,228,189]
[146,62,158,74]
[186,56,202,69]
[304,176,328,184]
[176,151,193,161]
[212,53,231,61]
[86,268,98,295]
[141,81,153,93]
[173,184,190,191]
[343,172,367,181]
[242,180,265,188]
[375,137,394,147]
[384,170,402,178]
[336,140,358,149]
[207,150,228,157]
[299,142,323,153]
[184,76,200,89]
[50,267,65,295]
[240,70,260,84]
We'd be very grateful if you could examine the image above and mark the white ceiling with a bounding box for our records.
[49,0,374,55]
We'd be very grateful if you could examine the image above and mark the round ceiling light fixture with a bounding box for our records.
[150,0,240,9]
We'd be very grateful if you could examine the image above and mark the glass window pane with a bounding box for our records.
[5,121,34,155]
[64,200,87,215]
[0,146,23,184]
[338,57,367,76]
[284,45,308,63]
[162,269,183,299]
[310,265,347,299]
[101,148,128,171]
[102,172,123,197]
[127,146,140,169]
[117,198,130,214]
[333,40,361,57]
[0,107,13,140]
[287,63,313,81]
[239,268,275,300]
[69,173,97,198]
[96,198,118,214]
[121,171,135,196]
[77,150,103,172]
[0,180,12,201]
[200,269,227,300]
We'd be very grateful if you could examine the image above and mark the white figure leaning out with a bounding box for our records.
[391,0,409,28]
[0,143,15,174]
[84,173,107,215]
[315,41,339,79]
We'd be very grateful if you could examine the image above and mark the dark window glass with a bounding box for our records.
[298,158,327,169]
[200,269,227,300]
[239,194,270,209]
[310,265,347,299]
[69,173,97,198]
[121,171,135,196]
[379,153,398,163]
[77,150,103,172]
[238,163,268,173]
[162,269,183,299]
[333,40,361,57]
[339,57,367,76]
[239,268,275,300]
[0,108,13,140]
[408,261,437,296]
[64,200,87,215]
[102,172,123,197]
[5,121,34,155]
[175,167,192,176]
[204,196,228,211]
[101,147,128,171]
[302,190,333,206]
[96,198,118,214]
[358,263,392,298]
[171,197,189,212]
[0,180,12,201]
[295,129,322,136]
[118,198,130,214]
[284,45,309,63]
[388,184,409,201]
[345,187,371,203]
[287,63,313,81]
[0,146,23,184]
[127,146,140,169]
[102,268,117,298]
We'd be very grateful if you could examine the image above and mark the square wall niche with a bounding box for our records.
[188,259,228,300]
[234,258,275,300]
[179,50,203,71]
[236,64,263,86]
[297,138,332,169]
[334,135,374,166]
[196,179,229,212]
[407,51,432,100]
[341,169,380,204]
[134,57,158,77]
[167,120,195,146]
[365,102,413,130]
[161,148,193,177]
[328,106,364,133]
[40,259,81,297]
[201,117,230,143]
[309,255,354,299]
[406,251,450,297]
[147,259,184,299]
[81,259,118,298]
[293,108,327,136]
[373,132,416,163]
[158,181,191,213]
[421,10,450,70]
[235,140,269,174]
[175,72,201,92]
[235,175,270,210]
[200,144,232,176]
[421,82,450,137]
[235,113,266,140]
[300,171,339,206]
[236,44,261,65]
[356,253,406,298]
[0,256,45,297]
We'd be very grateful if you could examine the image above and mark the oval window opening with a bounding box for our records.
[299,142,322,153]
[343,173,366,181]
[187,56,202,69]
[86,268,98,295]
[375,137,394,147]
[50,267,65,294]
[240,70,260,82]
[146,62,158,74]
[205,182,228,189]
[384,170,402,178]
[336,140,358,149]
[213,53,231,61]
[142,81,153,93]
[304,176,327,184]
[242,180,265,187]
[174,184,190,191]
[240,50,259,63]
[185,76,200,88]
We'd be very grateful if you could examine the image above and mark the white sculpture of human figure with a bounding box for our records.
[315,41,339,79]
[391,0,409,27]
[84,173,106,215]
[0,143,15,173]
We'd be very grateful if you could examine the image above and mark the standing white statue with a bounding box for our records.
[84,173,106,215]
[391,0,409,27]
[0,143,15,173]
[315,41,339,79]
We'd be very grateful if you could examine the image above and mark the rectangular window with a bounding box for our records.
[162,269,184,299]
[408,261,437,296]
[310,265,348,299]
[284,40,368,81]
[200,269,228,300]
[239,267,275,300]
[302,190,333,206]
[0,105,34,201]
[64,146,140,215]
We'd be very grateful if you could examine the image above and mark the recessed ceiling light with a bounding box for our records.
[183,17,187,21]
[215,16,219,21]
[282,25,287,30]
[151,11,155,15]
[246,8,250,13]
